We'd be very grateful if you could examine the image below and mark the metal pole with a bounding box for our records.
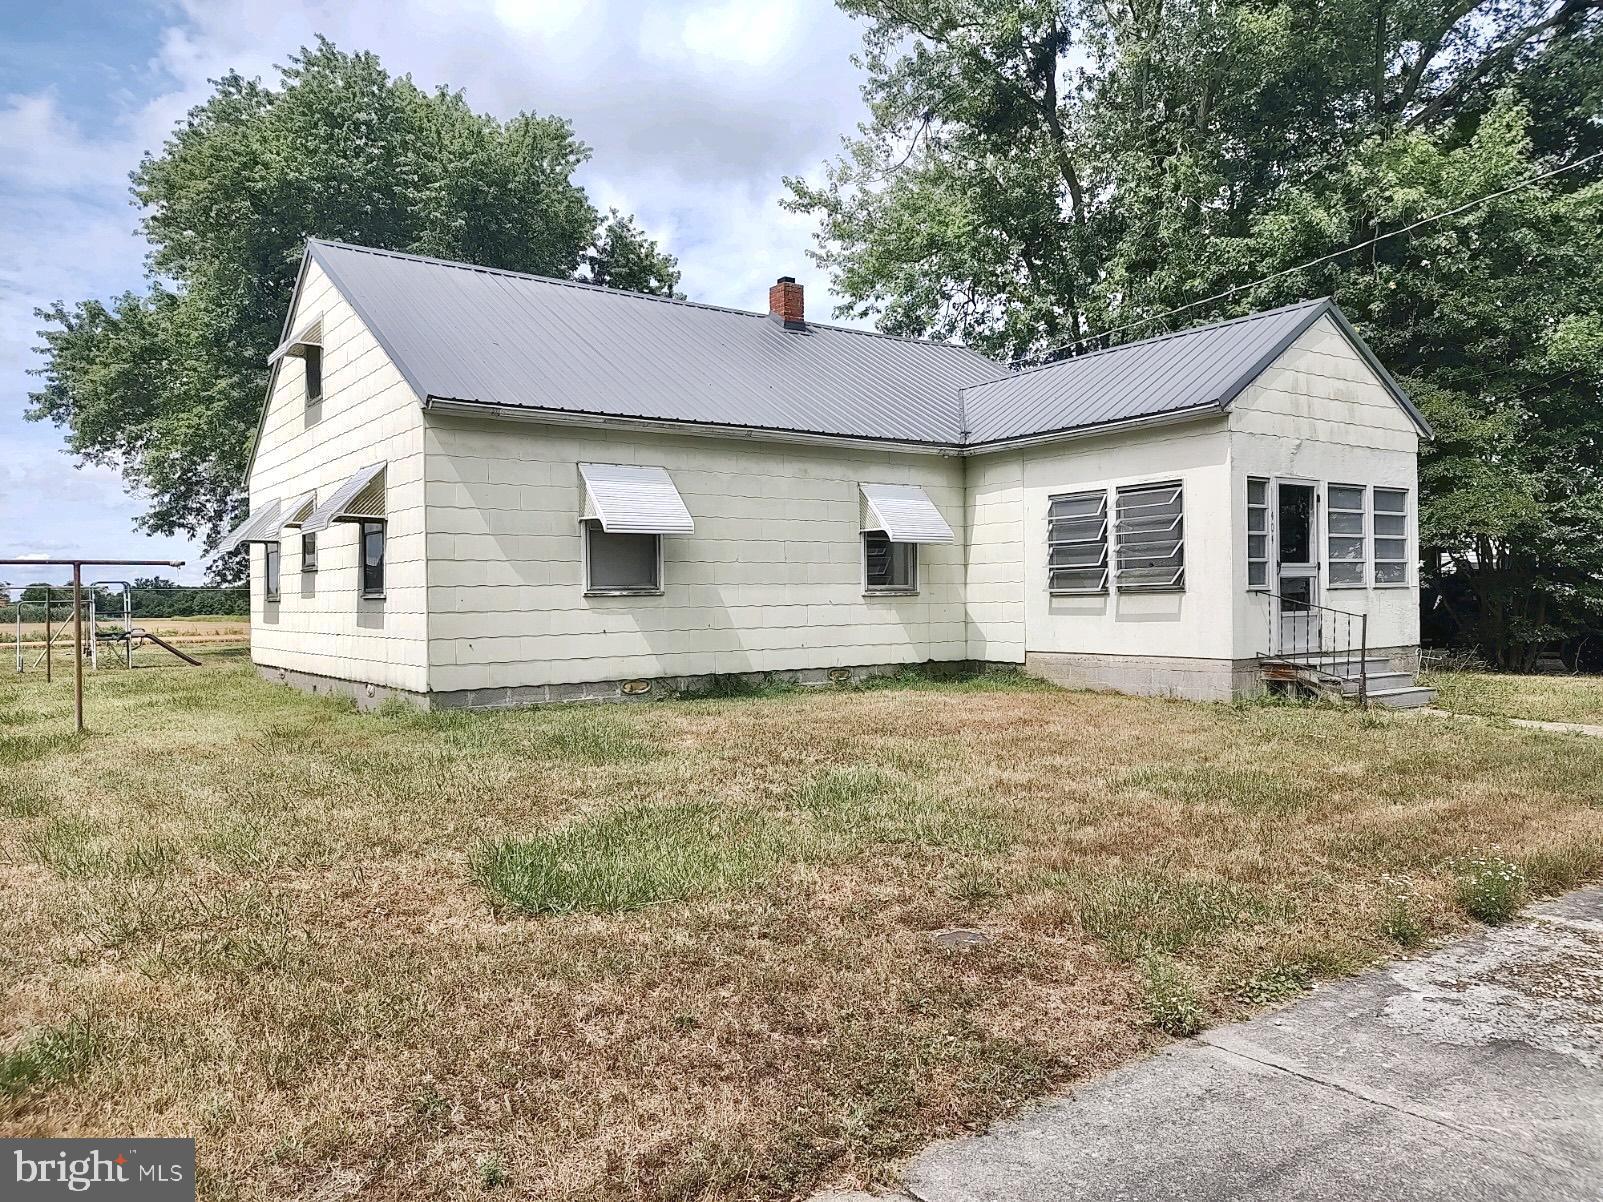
[72,565,85,733]
[44,586,52,683]
[1359,614,1370,708]
[89,589,98,671]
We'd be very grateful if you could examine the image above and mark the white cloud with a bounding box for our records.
[0,0,872,570]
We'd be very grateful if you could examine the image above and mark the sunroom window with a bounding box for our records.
[1327,484,1367,587]
[1373,488,1409,584]
[1114,481,1185,592]
[1246,478,1270,590]
[1047,489,1109,593]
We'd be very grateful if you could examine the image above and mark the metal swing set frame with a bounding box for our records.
[1,558,195,732]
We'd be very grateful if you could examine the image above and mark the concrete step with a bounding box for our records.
[1338,671,1415,695]
[1365,685,1438,709]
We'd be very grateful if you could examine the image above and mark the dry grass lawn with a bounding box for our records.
[1422,668,1603,725]
[3,652,1602,1200]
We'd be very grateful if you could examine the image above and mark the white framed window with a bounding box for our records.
[301,531,318,575]
[360,521,386,598]
[1246,478,1271,590]
[264,542,281,601]
[1114,481,1185,592]
[584,521,661,595]
[1327,484,1367,587]
[1047,489,1109,593]
[304,345,323,407]
[1372,488,1409,585]
[863,532,918,593]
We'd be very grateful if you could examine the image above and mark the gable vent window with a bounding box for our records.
[1372,488,1409,585]
[1327,484,1368,587]
[1246,478,1271,590]
[1114,481,1185,592]
[1047,489,1109,594]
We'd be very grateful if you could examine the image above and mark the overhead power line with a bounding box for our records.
[1011,149,1603,367]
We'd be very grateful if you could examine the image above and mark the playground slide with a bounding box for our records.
[135,630,203,666]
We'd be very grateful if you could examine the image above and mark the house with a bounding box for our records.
[217,239,1435,710]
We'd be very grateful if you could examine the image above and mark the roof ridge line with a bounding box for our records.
[959,297,1331,395]
[306,239,1002,358]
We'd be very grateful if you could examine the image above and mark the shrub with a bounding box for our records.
[1454,850,1527,924]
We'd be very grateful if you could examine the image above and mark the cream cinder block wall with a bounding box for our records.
[1227,315,1421,659]
[421,415,968,693]
[963,452,1027,663]
[1009,417,1236,660]
[247,260,429,692]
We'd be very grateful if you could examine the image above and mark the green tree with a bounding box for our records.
[789,0,1603,665]
[28,38,679,558]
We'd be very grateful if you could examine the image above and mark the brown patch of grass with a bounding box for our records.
[1,657,1600,1197]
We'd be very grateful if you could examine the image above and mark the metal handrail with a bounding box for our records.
[1261,591,1370,705]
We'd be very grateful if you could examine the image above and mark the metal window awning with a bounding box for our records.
[579,463,695,534]
[859,483,954,544]
[267,318,323,364]
[214,499,284,555]
[280,491,317,528]
[301,463,386,533]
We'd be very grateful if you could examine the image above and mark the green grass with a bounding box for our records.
[2,651,1601,1200]
[0,1021,100,1102]
[473,802,788,915]
[1422,669,1603,725]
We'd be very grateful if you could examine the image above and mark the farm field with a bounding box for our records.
[2,652,1601,1200]
[1,616,250,651]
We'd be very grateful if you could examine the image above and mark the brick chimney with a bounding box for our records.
[768,276,805,329]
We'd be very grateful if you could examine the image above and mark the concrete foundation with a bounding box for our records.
[256,659,1011,712]
[1025,645,1421,702]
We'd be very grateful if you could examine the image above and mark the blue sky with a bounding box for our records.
[0,1,870,586]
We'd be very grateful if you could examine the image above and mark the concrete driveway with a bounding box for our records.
[821,887,1603,1202]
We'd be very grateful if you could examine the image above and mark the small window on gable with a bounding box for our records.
[1327,484,1367,587]
[863,532,918,593]
[1047,489,1108,593]
[585,521,661,594]
[1114,481,1185,592]
[1372,488,1409,585]
[1246,478,1270,590]
[304,345,323,406]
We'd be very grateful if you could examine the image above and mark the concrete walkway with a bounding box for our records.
[820,888,1603,1202]
[1421,707,1603,738]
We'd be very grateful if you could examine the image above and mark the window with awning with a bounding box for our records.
[578,463,694,535]
[858,483,954,544]
[215,499,284,555]
[301,463,386,534]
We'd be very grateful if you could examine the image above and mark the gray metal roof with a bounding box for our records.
[302,242,1428,450]
[960,299,1429,445]
[308,241,1000,446]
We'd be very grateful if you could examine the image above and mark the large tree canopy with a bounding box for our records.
[29,38,680,554]
[788,0,1603,666]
